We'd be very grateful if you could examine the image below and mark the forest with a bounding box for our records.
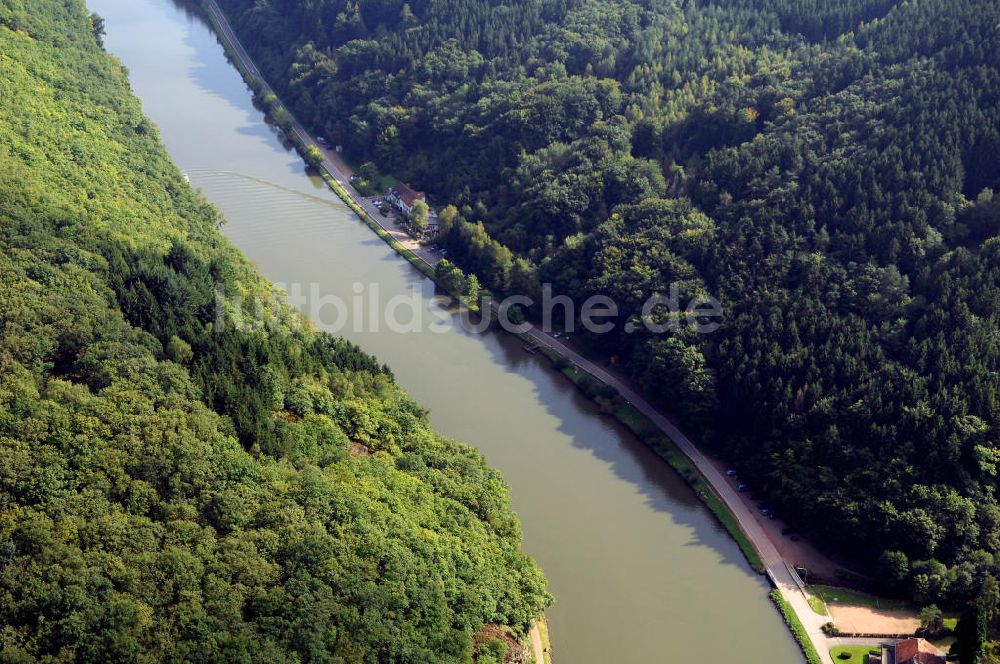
[215,0,1000,614]
[0,1,549,661]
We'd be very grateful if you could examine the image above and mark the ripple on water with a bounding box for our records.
[188,170,358,244]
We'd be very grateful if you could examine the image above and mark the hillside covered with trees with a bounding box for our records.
[215,0,1000,609]
[0,1,549,660]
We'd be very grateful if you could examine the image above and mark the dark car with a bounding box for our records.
[737,483,748,493]
[726,469,738,477]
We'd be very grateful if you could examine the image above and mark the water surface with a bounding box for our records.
[92,1,802,660]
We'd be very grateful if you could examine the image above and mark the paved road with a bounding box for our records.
[204,1,436,265]
[516,330,836,663]
[204,2,835,661]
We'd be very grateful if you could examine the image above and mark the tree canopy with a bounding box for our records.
[216,0,1000,606]
[0,1,549,660]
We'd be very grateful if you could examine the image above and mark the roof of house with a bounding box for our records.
[897,639,918,662]
[895,638,945,664]
[389,183,425,207]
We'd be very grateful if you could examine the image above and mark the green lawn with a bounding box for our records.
[807,595,829,615]
[339,153,397,192]
[830,645,881,663]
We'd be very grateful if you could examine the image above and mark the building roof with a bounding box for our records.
[389,183,425,207]
[897,639,918,662]
[895,639,945,664]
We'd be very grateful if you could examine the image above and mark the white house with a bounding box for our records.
[386,182,425,217]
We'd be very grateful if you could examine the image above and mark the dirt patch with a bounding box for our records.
[348,441,371,457]
[273,410,302,423]
[473,624,529,664]
[829,605,920,635]
[530,619,550,664]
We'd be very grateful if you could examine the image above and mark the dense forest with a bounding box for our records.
[216,0,1000,610]
[0,1,549,661]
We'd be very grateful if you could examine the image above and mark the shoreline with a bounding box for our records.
[530,618,551,664]
[196,1,836,660]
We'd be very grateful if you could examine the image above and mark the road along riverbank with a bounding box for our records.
[95,0,808,659]
[197,1,835,660]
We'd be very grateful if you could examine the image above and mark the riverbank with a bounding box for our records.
[530,619,551,664]
[195,0,762,574]
[523,337,766,573]
[197,1,830,660]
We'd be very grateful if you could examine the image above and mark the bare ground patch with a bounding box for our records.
[348,441,371,457]
[473,624,529,664]
[829,605,920,635]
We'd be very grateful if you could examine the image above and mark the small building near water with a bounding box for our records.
[887,638,945,664]
[386,182,425,217]
[897,638,945,664]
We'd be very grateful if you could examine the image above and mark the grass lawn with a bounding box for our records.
[809,585,913,611]
[830,645,881,663]
[807,595,829,615]
[374,172,397,191]
[339,153,397,191]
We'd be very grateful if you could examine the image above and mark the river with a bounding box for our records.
[90,0,802,661]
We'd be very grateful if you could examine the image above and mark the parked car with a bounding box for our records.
[737,483,748,493]
[726,469,738,477]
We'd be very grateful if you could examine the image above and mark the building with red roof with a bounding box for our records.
[387,183,425,216]
[894,638,945,664]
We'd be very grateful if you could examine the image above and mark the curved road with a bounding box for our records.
[203,1,834,661]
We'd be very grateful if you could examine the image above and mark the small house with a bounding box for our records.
[386,183,425,217]
[893,638,945,664]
